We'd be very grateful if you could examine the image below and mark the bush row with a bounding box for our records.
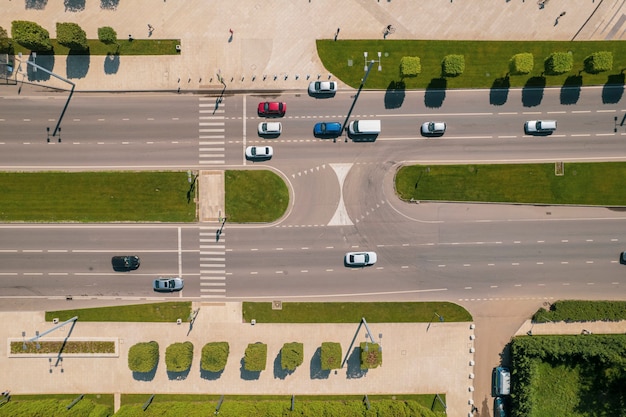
[3,21,119,52]
[532,300,626,323]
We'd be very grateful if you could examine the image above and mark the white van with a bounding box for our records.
[492,366,511,396]
[348,119,381,135]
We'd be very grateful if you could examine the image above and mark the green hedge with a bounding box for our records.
[532,300,626,323]
[584,51,613,74]
[400,56,421,78]
[200,342,229,372]
[280,342,304,371]
[360,342,382,370]
[128,341,159,373]
[165,342,193,373]
[11,20,51,51]
[544,51,573,75]
[441,54,465,77]
[509,52,533,75]
[56,22,88,51]
[320,342,342,370]
[244,343,267,372]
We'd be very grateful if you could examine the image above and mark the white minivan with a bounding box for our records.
[348,119,381,135]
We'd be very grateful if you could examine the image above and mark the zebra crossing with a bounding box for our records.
[198,227,226,298]
[198,97,225,165]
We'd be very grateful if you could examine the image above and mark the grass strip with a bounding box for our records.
[395,162,626,205]
[45,302,192,322]
[243,302,472,323]
[225,170,289,223]
[0,171,196,222]
[12,39,181,56]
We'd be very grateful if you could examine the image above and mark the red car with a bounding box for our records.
[258,101,286,117]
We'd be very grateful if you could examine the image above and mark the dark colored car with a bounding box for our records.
[620,251,626,265]
[111,255,140,272]
[258,101,286,117]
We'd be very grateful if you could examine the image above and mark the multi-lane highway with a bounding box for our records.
[1,85,625,302]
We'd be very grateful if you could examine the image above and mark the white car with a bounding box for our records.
[308,81,337,95]
[153,277,184,292]
[257,122,282,135]
[420,121,446,137]
[344,251,377,267]
[245,145,273,160]
[524,120,557,135]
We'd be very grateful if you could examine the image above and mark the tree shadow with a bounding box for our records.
[104,52,120,75]
[424,78,446,108]
[273,351,293,380]
[66,51,90,79]
[346,347,367,379]
[166,367,190,381]
[239,357,261,380]
[521,76,546,107]
[100,0,119,10]
[384,80,405,109]
[309,347,330,380]
[602,73,625,104]
[64,0,85,11]
[560,75,582,105]
[200,367,224,381]
[25,0,47,10]
[132,362,158,381]
[489,76,510,106]
[27,52,53,82]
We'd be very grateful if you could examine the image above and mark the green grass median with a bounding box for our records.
[395,162,626,205]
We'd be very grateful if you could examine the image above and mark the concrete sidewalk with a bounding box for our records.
[2,302,476,415]
[2,0,625,92]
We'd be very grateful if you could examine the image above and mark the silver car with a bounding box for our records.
[420,121,446,137]
[245,146,273,160]
[153,277,184,292]
[258,122,282,136]
[344,251,377,267]
[308,81,337,95]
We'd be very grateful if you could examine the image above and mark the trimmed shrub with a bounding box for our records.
[165,341,193,372]
[400,56,421,78]
[509,52,534,75]
[533,300,626,323]
[360,342,382,369]
[201,341,229,372]
[442,54,465,77]
[320,342,342,370]
[244,342,267,371]
[584,51,613,74]
[56,22,88,51]
[127,341,159,373]
[0,26,10,52]
[98,26,117,45]
[11,20,52,51]
[280,342,304,371]
[544,51,573,75]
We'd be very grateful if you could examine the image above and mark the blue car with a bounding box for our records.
[313,122,343,137]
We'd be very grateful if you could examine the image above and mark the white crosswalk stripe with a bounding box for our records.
[198,97,226,165]
[198,226,226,298]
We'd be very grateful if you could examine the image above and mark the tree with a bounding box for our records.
[509,53,534,75]
[400,56,421,78]
[165,341,193,373]
[442,54,465,77]
[584,51,613,74]
[127,341,159,373]
[320,342,342,370]
[360,342,382,369]
[11,20,52,51]
[544,52,573,75]
[98,26,117,45]
[56,22,88,51]
[244,342,267,372]
[280,342,303,371]
[200,342,229,372]
[0,26,11,52]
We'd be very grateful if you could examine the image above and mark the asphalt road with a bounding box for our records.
[1,85,625,303]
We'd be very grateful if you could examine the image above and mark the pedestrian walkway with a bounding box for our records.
[0,303,476,415]
[2,0,625,93]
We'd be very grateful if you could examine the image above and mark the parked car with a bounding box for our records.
[258,101,286,117]
[245,145,273,160]
[620,251,626,265]
[494,397,507,417]
[313,122,343,137]
[420,121,446,137]
[524,120,557,135]
[111,255,140,272]
[308,81,337,95]
[153,277,184,292]
[258,122,282,136]
[344,251,377,267]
